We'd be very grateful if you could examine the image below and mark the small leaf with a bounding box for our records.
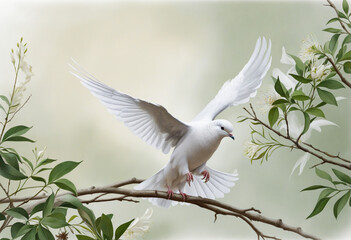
[3,136,35,143]
[338,10,347,19]
[76,236,95,240]
[11,222,25,238]
[301,112,310,135]
[292,89,310,101]
[326,18,339,25]
[323,28,342,33]
[317,88,337,106]
[288,106,299,112]
[31,176,46,184]
[301,185,328,191]
[318,188,336,201]
[6,207,29,220]
[268,107,279,127]
[41,212,69,229]
[21,227,37,240]
[100,214,114,239]
[0,213,5,221]
[315,168,333,182]
[48,161,81,183]
[274,78,288,99]
[317,80,345,89]
[342,35,351,46]
[37,158,56,168]
[343,0,349,14]
[332,169,351,184]
[2,125,32,142]
[22,156,34,170]
[307,197,331,219]
[329,34,340,53]
[306,108,325,118]
[37,225,55,240]
[0,95,10,105]
[0,156,27,180]
[0,151,20,170]
[54,178,77,196]
[272,99,289,105]
[333,190,351,219]
[289,74,312,84]
[288,54,305,75]
[115,219,134,240]
[344,61,351,73]
[43,193,55,217]
[30,203,45,216]
[339,50,351,61]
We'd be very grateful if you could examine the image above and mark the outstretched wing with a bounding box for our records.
[193,37,272,121]
[70,62,189,154]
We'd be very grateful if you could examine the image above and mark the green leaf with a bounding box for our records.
[43,193,55,217]
[307,197,331,219]
[0,156,27,180]
[332,169,351,184]
[301,185,328,191]
[288,54,305,75]
[115,219,134,240]
[274,78,288,99]
[0,151,20,170]
[11,222,25,238]
[30,203,45,216]
[333,190,351,219]
[0,95,10,105]
[318,188,336,201]
[100,214,114,239]
[306,108,325,118]
[37,158,56,168]
[31,176,46,184]
[342,35,351,46]
[37,225,55,240]
[0,104,6,113]
[272,99,289,105]
[344,61,351,73]
[326,17,339,25]
[3,136,35,143]
[48,161,81,183]
[288,106,299,112]
[2,125,32,142]
[301,112,310,135]
[268,107,279,127]
[6,207,29,220]
[54,178,77,196]
[41,212,69,229]
[338,10,347,19]
[0,213,5,221]
[317,80,345,89]
[317,88,337,106]
[339,50,351,61]
[323,28,342,33]
[22,156,34,170]
[292,89,310,101]
[76,236,95,240]
[20,226,36,240]
[329,34,340,54]
[315,168,333,182]
[289,74,312,84]
[343,0,349,14]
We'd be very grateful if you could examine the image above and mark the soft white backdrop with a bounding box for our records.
[0,0,350,239]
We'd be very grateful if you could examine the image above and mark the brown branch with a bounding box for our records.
[325,55,351,89]
[326,0,351,35]
[302,142,350,163]
[244,104,351,170]
[3,178,320,240]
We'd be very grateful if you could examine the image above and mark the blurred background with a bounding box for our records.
[0,0,350,239]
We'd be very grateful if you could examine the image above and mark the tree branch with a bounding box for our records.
[326,0,351,35]
[324,54,351,89]
[2,178,320,240]
[244,104,351,170]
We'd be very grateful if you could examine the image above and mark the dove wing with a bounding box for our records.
[71,63,189,154]
[193,37,272,121]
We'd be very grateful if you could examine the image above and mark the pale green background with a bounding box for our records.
[0,0,350,239]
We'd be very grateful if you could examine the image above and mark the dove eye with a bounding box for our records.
[220,127,224,130]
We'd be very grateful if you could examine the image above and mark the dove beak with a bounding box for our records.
[228,133,235,140]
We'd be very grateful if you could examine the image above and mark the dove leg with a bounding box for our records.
[167,186,173,199]
[192,163,210,182]
[201,170,210,183]
[178,189,188,201]
[186,172,194,186]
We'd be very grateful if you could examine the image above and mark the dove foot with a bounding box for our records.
[201,170,210,183]
[167,186,173,199]
[179,190,188,201]
[186,172,194,186]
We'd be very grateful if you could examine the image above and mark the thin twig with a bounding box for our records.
[326,0,351,35]
[302,142,350,163]
[325,55,351,89]
[8,95,31,123]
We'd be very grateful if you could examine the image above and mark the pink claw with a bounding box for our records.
[186,172,194,186]
[167,186,173,199]
[179,190,188,201]
[201,170,210,183]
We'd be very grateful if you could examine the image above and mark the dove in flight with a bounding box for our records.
[71,37,271,208]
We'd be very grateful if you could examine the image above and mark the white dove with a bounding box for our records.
[71,37,271,208]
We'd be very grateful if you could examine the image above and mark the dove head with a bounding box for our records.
[212,119,235,140]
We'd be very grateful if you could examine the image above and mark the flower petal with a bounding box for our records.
[280,46,295,65]
[291,153,310,176]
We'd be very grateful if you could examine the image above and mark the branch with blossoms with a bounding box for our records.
[240,0,351,221]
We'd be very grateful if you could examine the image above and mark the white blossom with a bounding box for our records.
[310,60,330,81]
[122,208,153,240]
[256,87,280,114]
[243,141,260,159]
[299,35,320,62]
